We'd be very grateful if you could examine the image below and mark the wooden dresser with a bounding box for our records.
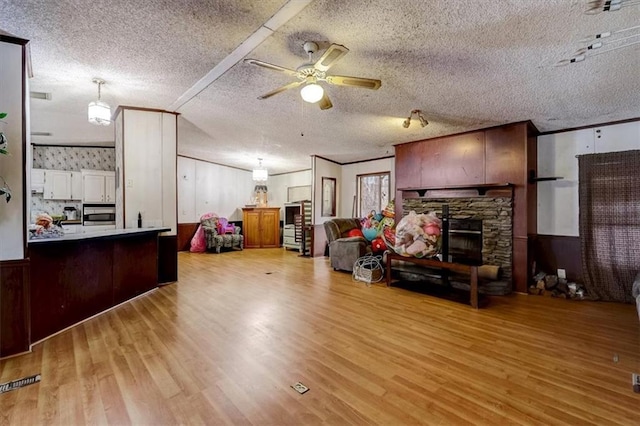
[242,207,280,248]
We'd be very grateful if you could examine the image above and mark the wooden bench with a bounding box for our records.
[385,253,479,309]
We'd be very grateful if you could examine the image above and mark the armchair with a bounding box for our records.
[201,217,243,253]
[323,218,370,272]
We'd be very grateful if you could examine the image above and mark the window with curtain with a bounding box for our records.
[578,150,640,303]
[357,172,390,217]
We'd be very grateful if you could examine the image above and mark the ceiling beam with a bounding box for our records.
[166,0,314,112]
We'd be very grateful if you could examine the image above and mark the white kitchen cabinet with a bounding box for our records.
[61,224,81,234]
[82,170,116,203]
[105,175,115,203]
[41,169,83,200]
[44,170,71,200]
[70,172,83,200]
[31,168,45,193]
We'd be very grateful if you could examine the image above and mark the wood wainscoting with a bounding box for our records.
[532,234,583,282]
[177,223,199,251]
[0,259,30,357]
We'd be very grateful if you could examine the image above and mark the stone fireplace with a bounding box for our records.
[403,196,513,282]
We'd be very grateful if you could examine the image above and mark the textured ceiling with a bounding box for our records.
[2,0,639,174]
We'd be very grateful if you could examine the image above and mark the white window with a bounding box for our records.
[357,172,390,217]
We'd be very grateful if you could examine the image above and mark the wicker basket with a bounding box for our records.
[353,254,384,284]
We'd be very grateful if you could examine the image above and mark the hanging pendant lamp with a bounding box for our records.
[88,78,112,126]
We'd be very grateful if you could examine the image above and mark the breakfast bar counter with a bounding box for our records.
[28,227,170,343]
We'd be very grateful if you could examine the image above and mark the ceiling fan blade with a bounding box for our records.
[244,59,299,77]
[318,93,333,110]
[314,44,349,72]
[257,80,304,99]
[325,75,381,90]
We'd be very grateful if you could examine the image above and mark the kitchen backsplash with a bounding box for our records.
[31,146,115,221]
[33,146,115,171]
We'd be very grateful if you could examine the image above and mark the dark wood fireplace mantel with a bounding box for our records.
[399,182,514,197]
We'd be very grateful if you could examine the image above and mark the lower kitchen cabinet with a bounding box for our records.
[242,207,280,248]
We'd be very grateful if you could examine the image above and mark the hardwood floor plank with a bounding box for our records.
[1,249,638,425]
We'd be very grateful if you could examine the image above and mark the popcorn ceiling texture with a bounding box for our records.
[2,0,640,174]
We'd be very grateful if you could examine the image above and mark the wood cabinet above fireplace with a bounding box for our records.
[393,121,538,293]
[396,131,485,189]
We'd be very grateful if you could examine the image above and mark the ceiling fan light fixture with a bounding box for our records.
[402,117,411,128]
[88,78,111,126]
[300,82,324,103]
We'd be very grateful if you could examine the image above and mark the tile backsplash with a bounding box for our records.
[31,146,115,221]
[33,146,115,171]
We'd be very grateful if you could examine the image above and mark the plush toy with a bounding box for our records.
[393,211,442,258]
[347,228,364,238]
[371,237,387,252]
[35,213,53,229]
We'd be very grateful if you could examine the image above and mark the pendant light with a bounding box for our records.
[252,158,268,181]
[88,78,111,126]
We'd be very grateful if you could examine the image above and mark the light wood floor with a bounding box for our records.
[1,249,639,425]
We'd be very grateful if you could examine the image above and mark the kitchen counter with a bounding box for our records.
[28,227,170,244]
[28,227,172,344]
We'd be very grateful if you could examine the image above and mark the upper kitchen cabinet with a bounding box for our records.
[43,170,71,200]
[82,170,115,203]
[31,168,45,193]
[42,170,83,200]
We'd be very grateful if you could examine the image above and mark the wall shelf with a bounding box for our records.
[399,183,514,197]
[528,170,563,184]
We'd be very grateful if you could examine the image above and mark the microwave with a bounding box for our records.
[83,204,116,226]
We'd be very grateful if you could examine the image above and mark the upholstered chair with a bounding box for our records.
[201,217,243,253]
[323,218,370,272]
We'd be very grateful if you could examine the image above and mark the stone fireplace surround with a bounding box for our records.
[403,196,513,283]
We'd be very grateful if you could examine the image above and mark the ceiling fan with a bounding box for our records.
[244,41,382,110]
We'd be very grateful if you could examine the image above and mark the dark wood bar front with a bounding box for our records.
[28,228,169,344]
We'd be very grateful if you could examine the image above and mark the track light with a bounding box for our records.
[402,109,428,128]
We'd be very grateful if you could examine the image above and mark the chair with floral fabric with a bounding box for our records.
[201,216,243,253]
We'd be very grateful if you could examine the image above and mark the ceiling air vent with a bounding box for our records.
[30,91,52,100]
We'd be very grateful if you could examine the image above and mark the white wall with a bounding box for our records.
[178,156,253,222]
[178,157,312,223]
[0,40,25,261]
[537,121,640,236]
[269,169,312,219]
[312,156,342,224]
[340,158,395,218]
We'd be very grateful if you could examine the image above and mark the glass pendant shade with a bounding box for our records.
[252,168,268,181]
[88,100,112,126]
[300,83,324,103]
